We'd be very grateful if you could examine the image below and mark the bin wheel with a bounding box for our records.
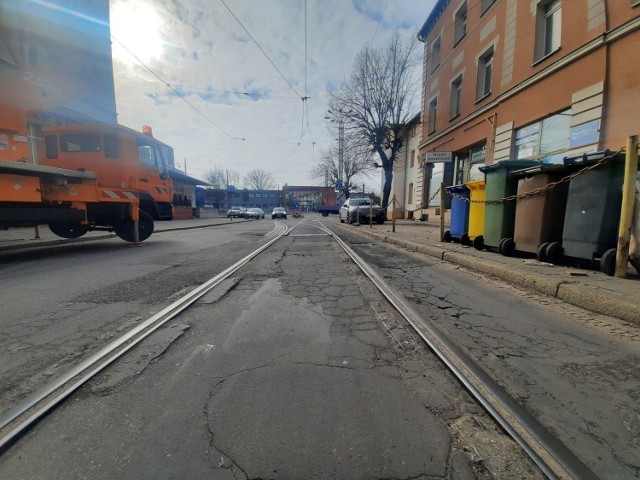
[600,248,616,276]
[537,242,550,262]
[544,242,563,265]
[460,233,470,246]
[500,237,516,257]
[443,230,452,242]
[473,235,484,251]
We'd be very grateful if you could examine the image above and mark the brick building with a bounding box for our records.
[417,0,640,186]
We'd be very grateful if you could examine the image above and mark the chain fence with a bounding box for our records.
[445,148,625,205]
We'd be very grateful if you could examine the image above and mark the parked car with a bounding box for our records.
[339,198,385,224]
[245,207,265,219]
[227,206,243,217]
[271,207,287,219]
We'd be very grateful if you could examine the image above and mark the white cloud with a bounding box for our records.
[111,0,436,190]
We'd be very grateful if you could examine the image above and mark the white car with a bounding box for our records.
[339,198,385,224]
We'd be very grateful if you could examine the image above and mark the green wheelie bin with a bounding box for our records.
[479,160,540,253]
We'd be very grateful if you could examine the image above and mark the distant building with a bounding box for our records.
[417,1,640,184]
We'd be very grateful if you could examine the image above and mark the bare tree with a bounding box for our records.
[329,31,419,210]
[244,168,276,190]
[204,165,239,189]
[312,133,374,199]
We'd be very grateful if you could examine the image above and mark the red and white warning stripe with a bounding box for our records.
[102,190,138,200]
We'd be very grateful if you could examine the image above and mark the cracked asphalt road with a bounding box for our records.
[0,221,542,479]
[331,223,640,480]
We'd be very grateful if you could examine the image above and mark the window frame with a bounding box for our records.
[534,0,562,62]
[454,1,468,46]
[481,0,496,14]
[427,97,438,134]
[476,47,494,101]
[430,36,441,72]
[450,74,463,119]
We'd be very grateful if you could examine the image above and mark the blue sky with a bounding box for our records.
[110,0,436,190]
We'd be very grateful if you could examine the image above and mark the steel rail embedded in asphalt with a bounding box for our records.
[316,220,599,480]
[0,221,292,452]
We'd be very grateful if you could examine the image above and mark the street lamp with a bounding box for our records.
[325,109,351,188]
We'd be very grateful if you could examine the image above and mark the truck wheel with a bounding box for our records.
[114,210,154,242]
[322,212,329,217]
[48,222,89,239]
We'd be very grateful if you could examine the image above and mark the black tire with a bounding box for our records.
[544,241,563,265]
[322,212,329,217]
[376,218,385,224]
[473,235,484,251]
[339,215,345,223]
[48,222,89,239]
[460,233,470,246]
[500,237,516,257]
[114,210,154,242]
[537,242,550,262]
[600,248,616,276]
[284,215,287,219]
[443,230,452,242]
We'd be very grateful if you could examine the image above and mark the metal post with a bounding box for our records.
[33,225,40,239]
[338,120,344,186]
[440,182,445,242]
[392,195,396,233]
[369,201,372,228]
[615,135,638,277]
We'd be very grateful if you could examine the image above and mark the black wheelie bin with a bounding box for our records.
[560,151,626,275]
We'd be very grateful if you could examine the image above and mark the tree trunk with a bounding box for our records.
[382,164,393,214]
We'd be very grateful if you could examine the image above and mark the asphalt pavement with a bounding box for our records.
[1,213,639,325]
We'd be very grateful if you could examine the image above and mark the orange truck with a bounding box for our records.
[0,109,173,242]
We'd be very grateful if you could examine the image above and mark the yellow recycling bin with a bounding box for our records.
[465,179,485,250]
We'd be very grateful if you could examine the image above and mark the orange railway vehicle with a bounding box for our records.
[0,121,174,243]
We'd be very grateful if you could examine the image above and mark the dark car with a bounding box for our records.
[339,198,385,224]
[271,207,287,219]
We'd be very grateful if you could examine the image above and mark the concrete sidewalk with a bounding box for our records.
[1,214,639,325]
[337,216,640,325]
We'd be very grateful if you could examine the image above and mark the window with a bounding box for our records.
[454,2,467,45]
[408,183,414,204]
[481,0,496,14]
[59,133,101,152]
[515,110,570,159]
[138,145,156,167]
[535,0,561,60]
[44,135,58,159]
[103,132,118,158]
[450,75,463,118]
[428,97,438,133]
[476,47,493,100]
[410,150,416,168]
[431,37,441,72]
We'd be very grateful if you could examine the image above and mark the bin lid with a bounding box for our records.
[511,163,568,178]
[563,150,616,166]
[479,159,540,173]
[465,179,485,189]
[445,184,469,193]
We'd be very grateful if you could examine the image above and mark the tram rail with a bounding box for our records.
[0,218,599,479]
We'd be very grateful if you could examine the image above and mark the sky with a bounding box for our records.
[109,0,436,191]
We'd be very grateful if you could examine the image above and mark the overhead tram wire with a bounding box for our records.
[167,85,301,100]
[111,36,232,139]
[369,0,389,45]
[219,0,302,100]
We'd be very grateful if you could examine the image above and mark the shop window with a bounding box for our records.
[535,0,561,61]
[454,2,467,45]
[515,110,570,160]
[476,46,493,100]
[450,75,463,118]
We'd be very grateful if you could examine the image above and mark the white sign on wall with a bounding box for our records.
[426,151,453,163]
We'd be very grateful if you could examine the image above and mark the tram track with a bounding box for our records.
[0,218,599,479]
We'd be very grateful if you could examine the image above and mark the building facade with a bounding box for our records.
[417,0,640,183]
